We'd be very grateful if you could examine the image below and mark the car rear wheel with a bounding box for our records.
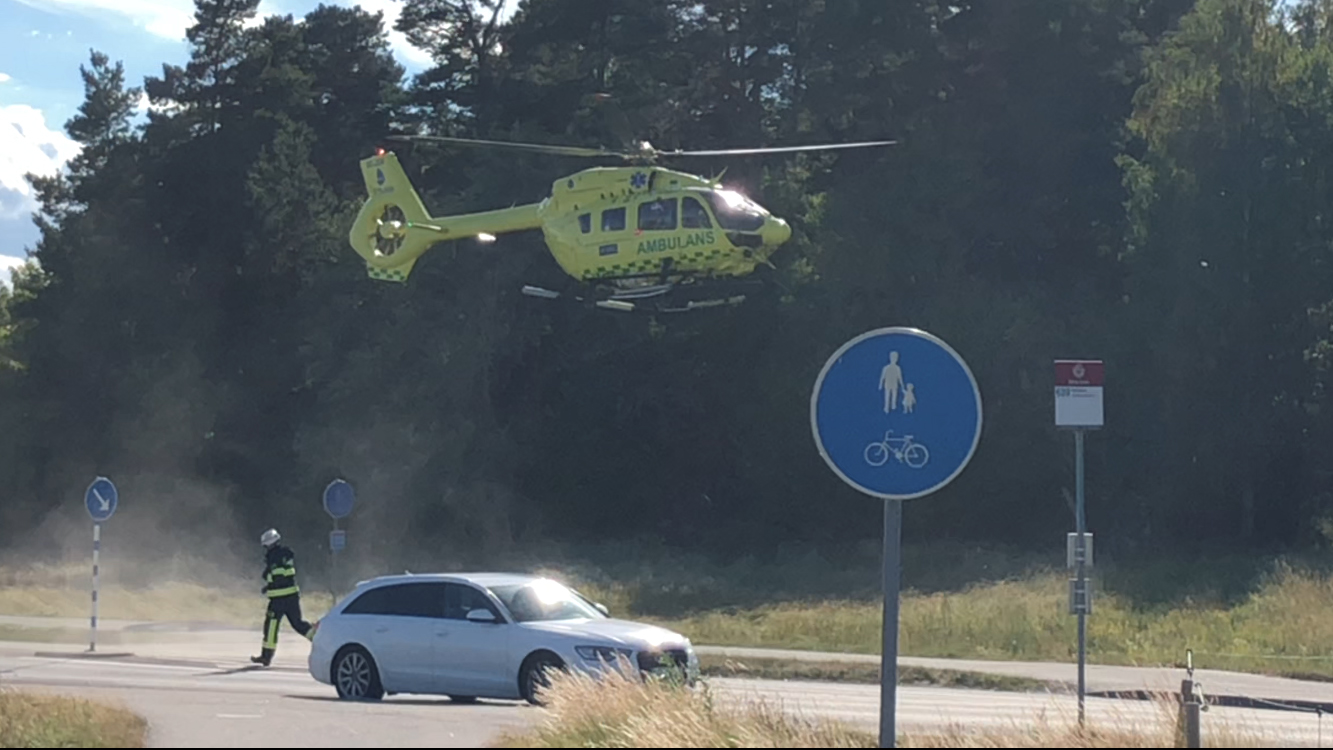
[519,652,566,706]
[334,645,384,701]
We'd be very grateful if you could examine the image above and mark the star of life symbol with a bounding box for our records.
[630,172,648,189]
[1073,363,1086,379]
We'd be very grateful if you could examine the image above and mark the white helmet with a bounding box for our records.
[260,528,281,547]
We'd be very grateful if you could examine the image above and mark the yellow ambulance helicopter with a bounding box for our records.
[347,133,895,313]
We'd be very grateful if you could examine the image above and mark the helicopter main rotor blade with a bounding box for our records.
[659,140,898,157]
[385,134,618,159]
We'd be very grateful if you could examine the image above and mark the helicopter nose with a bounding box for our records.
[762,217,792,246]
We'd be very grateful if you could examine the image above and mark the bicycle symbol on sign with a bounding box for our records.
[863,430,930,469]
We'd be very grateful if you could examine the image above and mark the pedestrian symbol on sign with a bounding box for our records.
[878,352,919,415]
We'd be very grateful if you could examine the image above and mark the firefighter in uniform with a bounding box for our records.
[251,528,314,667]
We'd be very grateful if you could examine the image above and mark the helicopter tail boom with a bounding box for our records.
[348,150,545,283]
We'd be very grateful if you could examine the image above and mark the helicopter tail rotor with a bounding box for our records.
[348,150,438,283]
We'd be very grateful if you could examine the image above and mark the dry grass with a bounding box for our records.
[493,665,876,748]
[0,689,147,748]
[0,561,333,625]
[699,654,1054,692]
[494,667,1276,748]
[8,551,1333,683]
[627,563,1333,679]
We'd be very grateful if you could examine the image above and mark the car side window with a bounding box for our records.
[444,583,501,621]
[342,582,446,618]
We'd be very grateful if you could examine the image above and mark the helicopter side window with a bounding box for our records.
[637,198,677,231]
[682,197,712,229]
[579,213,591,234]
[602,208,626,232]
[704,190,766,232]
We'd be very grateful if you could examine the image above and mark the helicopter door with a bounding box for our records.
[595,206,629,261]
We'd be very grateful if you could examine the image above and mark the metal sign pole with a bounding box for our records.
[323,479,355,601]
[83,476,118,655]
[330,517,340,599]
[1054,360,1101,729]
[1075,428,1086,726]
[90,522,100,653]
[880,499,902,748]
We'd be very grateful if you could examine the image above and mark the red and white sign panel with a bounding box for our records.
[1055,360,1104,387]
[1055,359,1103,428]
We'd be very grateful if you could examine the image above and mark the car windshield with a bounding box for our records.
[488,579,605,623]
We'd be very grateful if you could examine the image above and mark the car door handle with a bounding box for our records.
[435,631,449,638]
[375,626,389,633]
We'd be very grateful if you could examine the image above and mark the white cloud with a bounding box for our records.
[0,74,11,84]
[11,0,436,66]
[353,0,432,68]
[0,255,31,289]
[0,104,81,221]
[12,0,195,40]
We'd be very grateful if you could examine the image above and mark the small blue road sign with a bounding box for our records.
[330,529,346,552]
[323,479,355,520]
[811,327,983,500]
[85,477,118,523]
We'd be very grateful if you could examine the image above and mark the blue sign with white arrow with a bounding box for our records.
[323,479,355,520]
[85,476,118,523]
[811,327,983,500]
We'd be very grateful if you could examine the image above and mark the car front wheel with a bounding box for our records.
[334,645,384,701]
[520,652,566,706]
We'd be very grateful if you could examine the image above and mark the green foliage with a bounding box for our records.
[11,0,1333,570]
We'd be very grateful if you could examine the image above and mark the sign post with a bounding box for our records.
[322,479,355,597]
[1055,359,1104,727]
[84,476,118,653]
[812,328,983,748]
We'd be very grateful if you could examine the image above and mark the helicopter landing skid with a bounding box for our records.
[521,281,755,314]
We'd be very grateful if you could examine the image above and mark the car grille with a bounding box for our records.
[637,648,690,672]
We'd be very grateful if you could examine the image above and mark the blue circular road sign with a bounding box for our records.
[811,327,983,500]
[85,476,119,522]
[323,479,355,520]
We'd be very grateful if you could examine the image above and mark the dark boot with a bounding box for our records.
[250,648,273,667]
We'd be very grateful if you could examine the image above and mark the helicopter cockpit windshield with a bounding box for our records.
[703,189,767,232]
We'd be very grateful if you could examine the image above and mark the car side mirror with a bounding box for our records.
[594,602,610,617]
[466,609,499,624]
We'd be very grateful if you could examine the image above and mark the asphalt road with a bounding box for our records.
[2,650,1329,747]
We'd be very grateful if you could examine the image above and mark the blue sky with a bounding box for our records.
[0,0,515,285]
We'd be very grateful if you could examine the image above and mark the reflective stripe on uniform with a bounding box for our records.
[266,586,299,598]
[264,615,279,649]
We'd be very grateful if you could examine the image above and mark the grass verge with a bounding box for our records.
[697,654,1054,692]
[0,689,146,748]
[9,546,1333,682]
[599,562,1333,681]
[492,665,1270,748]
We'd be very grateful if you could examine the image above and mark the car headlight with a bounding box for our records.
[576,645,634,665]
